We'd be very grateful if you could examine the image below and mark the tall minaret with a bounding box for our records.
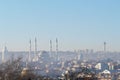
[50,40,52,57]
[2,48,4,63]
[56,38,58,60]
[104,42,106,52]
[35,37,37,57]
[28,39,31,62]
[56,38,58,52]
[2,46,7,63]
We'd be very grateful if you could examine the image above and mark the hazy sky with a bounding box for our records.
[0,0,120,51]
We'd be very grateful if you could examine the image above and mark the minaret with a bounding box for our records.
[104,42,106,52]
[35,37,37,58]
[2,48,4,63]
[28,39,31,62]
[50,40,52,57]
[56,38,58,52]
[56,38,58,60]
[77,50,80,60]
[2,46,7,63]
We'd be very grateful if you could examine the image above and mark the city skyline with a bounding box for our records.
[0,0,120,51]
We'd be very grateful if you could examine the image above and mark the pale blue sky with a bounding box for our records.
[0,0,120,51]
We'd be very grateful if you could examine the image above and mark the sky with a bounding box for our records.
[0,0,120,51]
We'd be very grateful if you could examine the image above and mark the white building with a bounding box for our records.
[95,63,101,70]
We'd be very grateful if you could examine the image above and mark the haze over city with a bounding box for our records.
[0,0,120,52]
[1,1,120,80]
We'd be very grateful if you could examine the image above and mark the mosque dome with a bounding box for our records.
[40,51,50,58]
